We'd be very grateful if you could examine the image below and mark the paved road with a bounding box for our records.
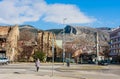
[0,63,120,79]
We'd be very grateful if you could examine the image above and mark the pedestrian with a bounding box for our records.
[35,58,40,72]
[66,59,70,67]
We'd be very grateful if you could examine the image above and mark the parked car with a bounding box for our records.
[98,60,108,66]
[0,57,9,65]
[65,58,75,63]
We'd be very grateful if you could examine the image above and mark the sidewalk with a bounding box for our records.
[0,74,77,79]
[0,63,119,79]
[56,64,109,71]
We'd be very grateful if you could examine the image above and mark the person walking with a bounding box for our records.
[35,58,40,72]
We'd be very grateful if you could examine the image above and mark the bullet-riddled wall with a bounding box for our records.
[0,25,19,61]
[37,31,56,57]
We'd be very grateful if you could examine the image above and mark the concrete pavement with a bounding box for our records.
[0,63,120,79]
[0,74,77,79]
[55,64,120,79]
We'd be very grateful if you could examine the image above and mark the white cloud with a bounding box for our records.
[43,4,96,24]
[0,0,96,25]
[0,0,47,24]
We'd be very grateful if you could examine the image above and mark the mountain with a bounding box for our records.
[96,27,111,30]
[19,25,34,28]
[45,29,62,35]
[19,25,110,46]
[19,25,39,41]
[51,25,110,46]
[19,25,39,33]
[96,27,112,33]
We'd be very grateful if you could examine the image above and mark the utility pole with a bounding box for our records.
[62,18,67,65]
[94,32,99,64]
[62,27,65,65]
[52,33,54,76]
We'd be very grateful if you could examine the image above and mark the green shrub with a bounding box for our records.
[33,51,46,62]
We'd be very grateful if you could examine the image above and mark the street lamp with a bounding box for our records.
[94,32,99,64]
[63,18,67,65]
[51,32,54,76]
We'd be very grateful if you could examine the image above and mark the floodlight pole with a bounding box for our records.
[95,32,99,64]
[52,33,54,76]
[63,18,67,65]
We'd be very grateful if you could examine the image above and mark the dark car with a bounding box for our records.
[98,60,108,66]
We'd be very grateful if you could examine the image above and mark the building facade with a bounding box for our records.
[0,25,19,61]
[110,27,120,63]
[0,25,62,62]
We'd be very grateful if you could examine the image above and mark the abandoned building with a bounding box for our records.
[37,31,62,62]
[0,25,19,62]
[0,25,62,62]
[0,26,61,62]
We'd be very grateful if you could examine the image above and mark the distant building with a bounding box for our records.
[109,27,120,63]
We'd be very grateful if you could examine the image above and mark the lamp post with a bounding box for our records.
[63,18,67,65]
[51,33,54,76]
[94,32,99,64]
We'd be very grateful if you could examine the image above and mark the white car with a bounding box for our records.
[0,57,9,65]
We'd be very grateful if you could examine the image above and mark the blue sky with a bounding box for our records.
[0,0,120,30]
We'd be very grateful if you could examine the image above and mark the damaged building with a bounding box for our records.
[0,25,61,62]
[0,25,19,62]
